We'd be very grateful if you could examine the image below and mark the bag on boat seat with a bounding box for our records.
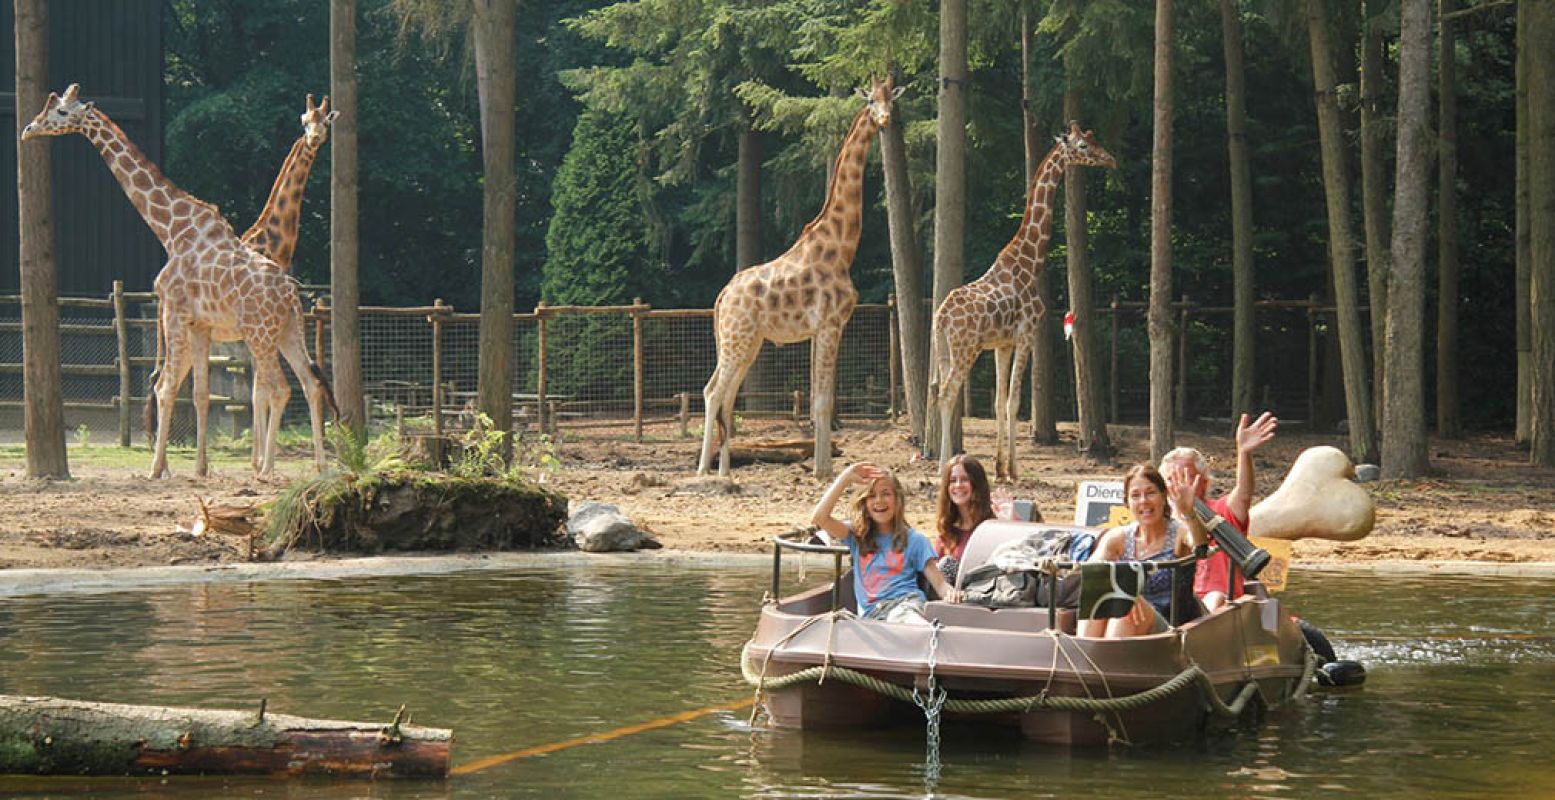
[961,529,1089,609]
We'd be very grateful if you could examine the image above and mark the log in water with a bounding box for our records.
[0,695,450,778]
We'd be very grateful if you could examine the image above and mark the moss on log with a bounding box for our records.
[0,695,450,778]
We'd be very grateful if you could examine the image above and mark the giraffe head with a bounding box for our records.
[20,84,95,141]
[301,94,339,149]
[855,77,904,129]
[1054,121,1117,170]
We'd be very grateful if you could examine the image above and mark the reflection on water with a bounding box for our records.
[0,566,1552,798]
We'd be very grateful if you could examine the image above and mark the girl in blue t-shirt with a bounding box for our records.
[812,462,962,623]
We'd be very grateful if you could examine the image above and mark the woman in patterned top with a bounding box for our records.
[1077,463,1209,638]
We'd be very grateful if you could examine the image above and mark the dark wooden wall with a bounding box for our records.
[3,0,164,295]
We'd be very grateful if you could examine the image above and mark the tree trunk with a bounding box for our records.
[1148,0,1175,465]
[1065,84,1112,461]
[1221,0,1256,422]
[736,122,762,269]
[473,0,518,438]
[927,0,969,458]
[330,0,364,435]
[1360,2,1392,429]
[1023,9,1057,445]
[1382,0,1432,478]
[14,0,69,479]
[1515,0,1532,447]
[1307,0,1378,465]
[1435,0,1460,439]
[881,114,929,446]
[1529,0,1555,466]
[0,695,449,778]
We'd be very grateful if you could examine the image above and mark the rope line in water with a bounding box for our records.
[450,698,755,776]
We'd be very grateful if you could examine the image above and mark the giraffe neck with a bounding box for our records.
[241,134,322,269]
[77,109,226,252]
[990,145,1067,282]
[795,108,880,263]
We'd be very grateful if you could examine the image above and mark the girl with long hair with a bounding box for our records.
[812,462,961,623]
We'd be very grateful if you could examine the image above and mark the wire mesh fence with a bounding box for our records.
[1,290,1345,447]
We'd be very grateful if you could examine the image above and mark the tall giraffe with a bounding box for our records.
[231,94,337,473]
[697,78,900,480]
[21,84,335,478]
[931,122,1116,479]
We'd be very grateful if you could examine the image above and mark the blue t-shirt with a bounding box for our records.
[845,527,936,617]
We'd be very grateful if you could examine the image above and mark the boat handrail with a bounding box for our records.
[771,529,850,610]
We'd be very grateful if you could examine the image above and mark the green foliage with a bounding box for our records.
[449,412,561,485]
[74,425,91,448]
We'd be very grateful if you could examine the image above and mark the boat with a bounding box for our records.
[742,446,1372,746]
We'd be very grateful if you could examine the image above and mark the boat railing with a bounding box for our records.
[772,529,851,611]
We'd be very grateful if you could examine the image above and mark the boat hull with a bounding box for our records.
[744,583,1309,746]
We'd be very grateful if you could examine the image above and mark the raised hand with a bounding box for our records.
[1236,411,1278,454]
[991,485,1015,520]
[1162,461,1205,516]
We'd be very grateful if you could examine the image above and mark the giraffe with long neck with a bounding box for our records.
[241,94,336,269]
[932,122,1116,479]
[21,84,336,478]
[232,95,336,473]
[697,77,900,480]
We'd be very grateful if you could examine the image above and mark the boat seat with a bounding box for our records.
[925,601,1076,634]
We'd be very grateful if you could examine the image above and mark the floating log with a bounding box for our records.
[0,695,450,779]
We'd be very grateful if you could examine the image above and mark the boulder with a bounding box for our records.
[569,502,645,553]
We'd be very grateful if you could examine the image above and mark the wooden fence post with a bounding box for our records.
[1176,293,1190,422]
[1109,294,1120,424]
[678,392,690,437]
[887,295,900,419]
[430,299,446,463]
[536,301,548,436]
[113,280,132,447]
[632,298,646,442]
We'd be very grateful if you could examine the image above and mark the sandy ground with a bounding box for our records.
[2,416,1553,574]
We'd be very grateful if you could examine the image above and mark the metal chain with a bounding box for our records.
[911,621,947,787]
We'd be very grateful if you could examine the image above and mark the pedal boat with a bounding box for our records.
[742,520,1316,746]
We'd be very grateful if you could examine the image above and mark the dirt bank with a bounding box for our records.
[2,418,1552,572]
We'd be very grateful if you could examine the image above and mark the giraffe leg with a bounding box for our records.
[697,362,726,476]
[937,350,972,468]
[993,346,1012,480]
[811,326,843,480]
[1005,342,1031,482]
[189,331,212,478]
[249,362,267,475]
[251,355,289,476]
[279,330,329,474]
[699,338,758,478]
[150,330,194,480]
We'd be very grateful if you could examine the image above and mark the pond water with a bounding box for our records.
[0,562,1552,799]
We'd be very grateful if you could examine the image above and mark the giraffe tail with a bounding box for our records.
[308,359,339,419]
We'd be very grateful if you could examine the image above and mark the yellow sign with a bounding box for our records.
[1250,537,1293,594]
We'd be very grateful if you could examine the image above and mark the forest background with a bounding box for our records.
[50,0,1532,437]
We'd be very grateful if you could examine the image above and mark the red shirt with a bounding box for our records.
[1193,496,1248,599]
[934,526,972,562]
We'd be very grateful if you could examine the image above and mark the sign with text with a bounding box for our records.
[1074,480,1131,528]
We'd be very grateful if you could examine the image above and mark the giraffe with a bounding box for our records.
[931,122,1116,480]
[697,77,901,480]
[21,84,336,479]
[230,94,337,474]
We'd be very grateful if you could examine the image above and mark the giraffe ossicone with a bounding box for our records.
[697,77,899,480]
[931,122,1116,480]
[22,84,337,479]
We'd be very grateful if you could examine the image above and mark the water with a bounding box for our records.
[1,564,1552,798]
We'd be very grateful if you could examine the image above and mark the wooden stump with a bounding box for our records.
[0,695,450,778]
